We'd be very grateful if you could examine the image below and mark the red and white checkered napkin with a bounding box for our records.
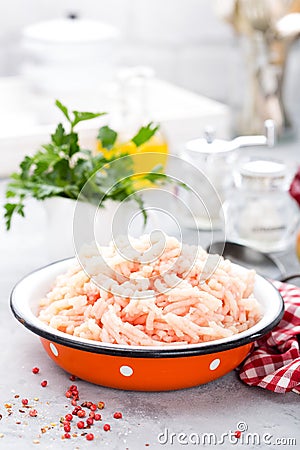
[239,281,300,394]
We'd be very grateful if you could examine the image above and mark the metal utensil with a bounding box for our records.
[215,0,300,138]
[239,0,271,33]
[207,241,290,280]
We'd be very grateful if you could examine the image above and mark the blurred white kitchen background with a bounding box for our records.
[1,0,238,102]
[1,0,300,175]
[0,0,299,103]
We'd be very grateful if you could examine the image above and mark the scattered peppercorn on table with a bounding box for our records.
[1,136,300,450]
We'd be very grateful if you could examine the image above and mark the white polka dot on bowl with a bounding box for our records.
[120,365,133,377]
[49,342,59,357]
[209,358,220,371]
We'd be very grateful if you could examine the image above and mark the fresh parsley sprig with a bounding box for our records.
[4,101,167,230]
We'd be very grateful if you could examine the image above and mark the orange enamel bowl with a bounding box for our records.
[10,258,284,391]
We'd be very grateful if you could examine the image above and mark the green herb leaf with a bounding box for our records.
[97,126,118,150]
[32,183,65,199]
[71,111,106,128]
[5,190,17,198]
[67,132,80,157]
[51,123,66,146]
[55,100,70,122]
[132,122,159,147]
[33,149,62,175]
[4,202,25,230]
[49,159,71,184]
[20,156,33,179]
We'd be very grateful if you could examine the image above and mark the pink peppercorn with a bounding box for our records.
[86,433,94,441]
[86,417,94,426]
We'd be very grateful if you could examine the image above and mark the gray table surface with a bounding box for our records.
[0,142,300,450]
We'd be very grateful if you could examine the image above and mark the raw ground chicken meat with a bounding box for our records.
[38,235,261,345]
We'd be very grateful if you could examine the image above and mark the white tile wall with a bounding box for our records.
[120,42,181,84]
[178,44,236,102]
[128,0,233,44]
[0,0,299,114]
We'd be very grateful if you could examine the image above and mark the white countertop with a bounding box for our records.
[1,138,300,449]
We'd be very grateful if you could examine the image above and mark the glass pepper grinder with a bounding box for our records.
[180,120,275,230]
[223,158,300,253]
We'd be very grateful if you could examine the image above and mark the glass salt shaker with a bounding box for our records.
[224,158,300,252]
[180,120,275,230]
